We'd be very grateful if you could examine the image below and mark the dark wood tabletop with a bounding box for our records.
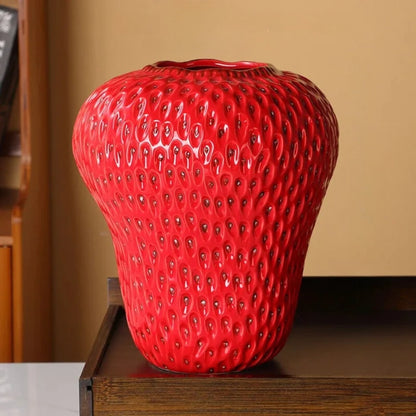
[80,277,416,415]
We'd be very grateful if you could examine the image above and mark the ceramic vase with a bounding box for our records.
[72,59,338,373]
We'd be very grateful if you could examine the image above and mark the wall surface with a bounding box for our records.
[48,0,416,361]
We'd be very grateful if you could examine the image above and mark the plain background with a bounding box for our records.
[47,0,416,361]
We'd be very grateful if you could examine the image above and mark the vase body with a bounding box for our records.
[73,59,338,373]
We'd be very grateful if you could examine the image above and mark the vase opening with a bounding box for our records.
[153,59,269,71]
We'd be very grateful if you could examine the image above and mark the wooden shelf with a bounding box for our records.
[0,188,18,245]
[0,132,22,246]
[0,0,51,363]
[0,131,21,157]
[80,278,416,415]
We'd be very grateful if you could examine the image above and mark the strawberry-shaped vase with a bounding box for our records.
[73,59,338,373]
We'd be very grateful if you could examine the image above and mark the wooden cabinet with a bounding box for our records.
[0,0,51,362]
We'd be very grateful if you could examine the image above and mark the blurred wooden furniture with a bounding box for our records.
[80,277,416,415]
[0,0,51,362]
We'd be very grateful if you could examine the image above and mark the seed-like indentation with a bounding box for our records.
[222,175,230,186]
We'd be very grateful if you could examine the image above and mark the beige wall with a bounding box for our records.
[48,0,416,361]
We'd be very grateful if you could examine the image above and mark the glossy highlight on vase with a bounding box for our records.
[72,59,339,373]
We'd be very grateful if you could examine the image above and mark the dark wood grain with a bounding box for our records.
[107,277,122,306]
[92,377,416,416]
[80,304,121,416]
[80,278,416,415]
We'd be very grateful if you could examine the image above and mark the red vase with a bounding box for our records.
[73,59,338,373]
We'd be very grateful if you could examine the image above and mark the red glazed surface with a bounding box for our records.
[73,59,338,373]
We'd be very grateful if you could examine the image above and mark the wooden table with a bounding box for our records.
[80,278,416,415]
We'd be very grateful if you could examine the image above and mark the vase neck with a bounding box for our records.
[144,59,279,78]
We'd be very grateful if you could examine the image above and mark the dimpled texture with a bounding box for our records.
[72,61,338,373]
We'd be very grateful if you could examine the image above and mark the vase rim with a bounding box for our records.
[150,59,275,72]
